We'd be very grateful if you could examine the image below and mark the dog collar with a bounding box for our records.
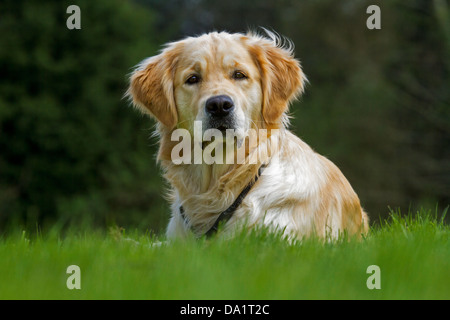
[179,164,267,238]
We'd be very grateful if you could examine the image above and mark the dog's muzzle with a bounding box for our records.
[205,95,236,131]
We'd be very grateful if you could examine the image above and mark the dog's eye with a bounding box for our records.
[186,74,201,85]
[232,71,248,80]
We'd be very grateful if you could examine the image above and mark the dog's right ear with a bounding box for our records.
[127,43,183,129]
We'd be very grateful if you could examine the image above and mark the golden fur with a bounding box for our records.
[127,30,369,240]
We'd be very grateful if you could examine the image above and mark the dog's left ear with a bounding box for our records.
[245,33,305,126]
[127,42,183,129]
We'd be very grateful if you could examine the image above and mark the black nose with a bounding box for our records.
[205,95,234,117]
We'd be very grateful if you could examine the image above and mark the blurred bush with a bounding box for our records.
[0,0,448,233]
[0,0,169,232]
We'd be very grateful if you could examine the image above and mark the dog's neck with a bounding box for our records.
[199,162,232,193]
[156,127,282,221]
[164,161,239,197]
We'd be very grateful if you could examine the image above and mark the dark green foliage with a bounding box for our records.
[0,0,168,231]
[0,0,448,233]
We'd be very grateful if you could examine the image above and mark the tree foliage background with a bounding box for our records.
[0,0,449,233]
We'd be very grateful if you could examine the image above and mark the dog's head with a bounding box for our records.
[127,30,305,137]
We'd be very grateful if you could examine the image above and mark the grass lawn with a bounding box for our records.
[0,208,448,300]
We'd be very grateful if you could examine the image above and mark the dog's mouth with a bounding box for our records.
[201,126,227,150]
[207,118,236,131]
[201,123,242,150]
[216,124,228,132]
[200,116,246,150]
[201,135,241,151]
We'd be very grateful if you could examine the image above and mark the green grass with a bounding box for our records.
[0,207,448,300]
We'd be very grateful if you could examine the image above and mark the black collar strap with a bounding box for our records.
[179,164,267,238]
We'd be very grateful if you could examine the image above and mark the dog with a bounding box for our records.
[127,30,369,240]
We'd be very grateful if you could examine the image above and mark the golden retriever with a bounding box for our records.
[127,30,369,240]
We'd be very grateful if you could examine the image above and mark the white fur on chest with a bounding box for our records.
[166,131,330,239]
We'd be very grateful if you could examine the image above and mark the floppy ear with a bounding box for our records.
[246,32,305,126]
[127,44,182,128]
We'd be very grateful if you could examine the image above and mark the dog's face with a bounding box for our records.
[173,33,262,137]
[128,31,305,137]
